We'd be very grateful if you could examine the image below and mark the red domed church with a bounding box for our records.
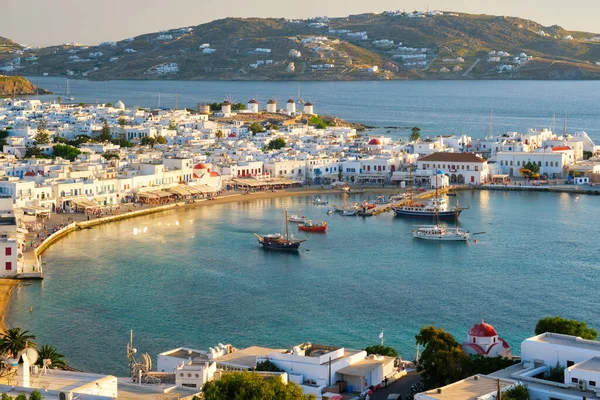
[461,320,512,359]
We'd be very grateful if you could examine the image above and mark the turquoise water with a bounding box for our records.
[6,191,600,375]
[25,77,600,141]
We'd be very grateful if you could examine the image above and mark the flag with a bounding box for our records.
[378,331,384,339]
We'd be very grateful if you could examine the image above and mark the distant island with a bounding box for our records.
[2,11,600,81]
[0,75,51,96]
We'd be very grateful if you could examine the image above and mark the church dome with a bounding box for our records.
[468,321,498,337]
[368,138,382,145]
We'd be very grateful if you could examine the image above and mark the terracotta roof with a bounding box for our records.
[419,152,485,163]
[193,163,208,170]
[468,321,498,337]
[551,146,571,152]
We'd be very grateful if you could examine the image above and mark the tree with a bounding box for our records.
[102,153,119,160]
[503,384,530,400]
[215,130,224,141]
[267,138,286,150]
[24,147,47,159]
[415,325,471,389]
[255,360,283,372]
[140,136,156,147]
[28,391,43,400]
[36,345,67,370]
[535,316,597,339]
[0,327,36,358]
[409,127,421,142]
[96,121,113,142]
[168,119,177,130]
[155,136,167,145]
[202,371,314,400]
[34,120,50,145]
[523,161,539,174]
[364,344,398,357]
[249,122,264,135]
[52,144,81,161]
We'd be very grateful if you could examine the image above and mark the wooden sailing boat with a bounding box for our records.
[254,208,306,250]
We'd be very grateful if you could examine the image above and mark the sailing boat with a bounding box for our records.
[65,79,74,101]
[392,168,468,219]
[254,208,307,250]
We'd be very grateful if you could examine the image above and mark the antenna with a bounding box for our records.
[175,94,179,110]
[563,111,567,135]
[489,109,493,138]
[157,92,161,108]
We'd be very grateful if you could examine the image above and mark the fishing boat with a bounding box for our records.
[333,203,360,213]
[313,197,329,205]
[298,220,327,232]
[288,214,307,223]
[341,210,357,216]
[392,169,468,220]
[254,209,306,250]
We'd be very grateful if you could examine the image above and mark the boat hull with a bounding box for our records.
[392,208,464,219]
[413,233,469,241]
[298,226,327,232]
[257,239,303,250]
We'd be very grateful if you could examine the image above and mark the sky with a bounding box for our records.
[3,0,599,46]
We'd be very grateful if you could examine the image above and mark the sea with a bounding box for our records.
[6,191,600,375]
[6,78,600,375]
[24,77,600,142]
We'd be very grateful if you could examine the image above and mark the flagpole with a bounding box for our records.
[380,329,385,346]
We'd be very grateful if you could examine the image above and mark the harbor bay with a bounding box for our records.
[7,190,599,375]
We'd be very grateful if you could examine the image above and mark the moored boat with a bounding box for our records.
[313,197,329,205]
[412,225,470,241]
[392,169,468,219]
[341,210,357,216]
[288,214,307,223]
[298,220,327,232]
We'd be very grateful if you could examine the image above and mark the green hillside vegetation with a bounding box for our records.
[9,12,600,81]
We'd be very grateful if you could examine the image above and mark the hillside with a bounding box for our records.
[4,11,600,80]
[0,76,51,96]
[0,36,21,53]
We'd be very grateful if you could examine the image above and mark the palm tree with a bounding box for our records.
[0,327,36,358]
[36,345,66,370]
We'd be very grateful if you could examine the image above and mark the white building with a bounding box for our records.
[493,151,568,178]
[417,152,488,184]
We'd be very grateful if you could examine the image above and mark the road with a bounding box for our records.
[370,371,421,400]
[463,58,481,76]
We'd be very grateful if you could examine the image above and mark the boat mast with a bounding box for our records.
[409,163,413,202]
[285,208,289,242]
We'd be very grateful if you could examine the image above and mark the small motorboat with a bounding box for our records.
[341,210,357,216]
[298,220,328,232]
[288,214,307,223]
[313,197,329,205]
[326,210,333,215]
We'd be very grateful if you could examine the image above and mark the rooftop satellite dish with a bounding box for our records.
[23,347,39,365]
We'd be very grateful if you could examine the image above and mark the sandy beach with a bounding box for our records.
[0,279,19,332]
